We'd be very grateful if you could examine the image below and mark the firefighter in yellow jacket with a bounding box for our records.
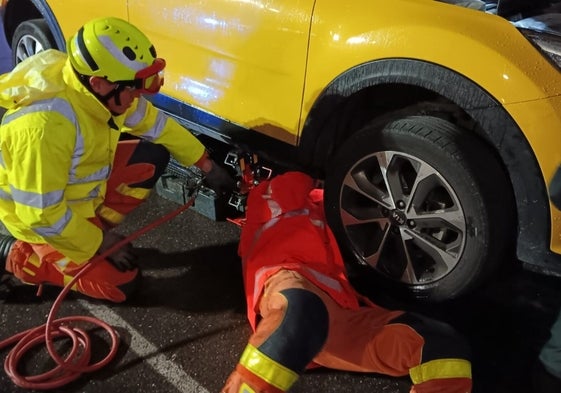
[222,171,472,393]
[0,17,233,302]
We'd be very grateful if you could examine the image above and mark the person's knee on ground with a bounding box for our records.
[388,313,472,393]
[4,240,139,302]
[223,288,329,393]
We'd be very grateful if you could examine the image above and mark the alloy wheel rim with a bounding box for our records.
[338,150,466,286]
[15,34,45,63]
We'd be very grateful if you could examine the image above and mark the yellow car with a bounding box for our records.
[3,0,561,301]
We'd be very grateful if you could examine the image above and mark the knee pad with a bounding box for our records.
[128,140,170,188]
[390,313,472,389]
[258,288,329,373]
[390,312,471,362]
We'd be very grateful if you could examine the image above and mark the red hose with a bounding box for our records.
[0,196,196,390]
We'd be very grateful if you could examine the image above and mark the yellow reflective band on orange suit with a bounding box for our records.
[409,358,472,384]
[239,344,298,391]
[240,383,255,393]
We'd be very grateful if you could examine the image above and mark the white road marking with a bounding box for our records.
[79,300,210,393]
[143,266,192,279]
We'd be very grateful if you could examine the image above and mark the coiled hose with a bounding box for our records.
[0,195,196,390]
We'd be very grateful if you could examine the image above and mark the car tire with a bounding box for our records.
[324,115,515,302]
[11,19,56,66]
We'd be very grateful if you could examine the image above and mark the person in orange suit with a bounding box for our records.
[222,171,472,393]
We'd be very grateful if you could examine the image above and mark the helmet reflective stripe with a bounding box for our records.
[74,35,151,81]
[76,27,99,72]
[97,35,151,74]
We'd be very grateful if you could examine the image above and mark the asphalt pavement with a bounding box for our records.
[1,193,561,393]
[1,194,411,393]
[1,23,561,393]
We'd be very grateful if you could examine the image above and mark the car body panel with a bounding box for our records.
[44,1,561,136]
[131,0,314,145]
[306,0,561,260]
[48,0,561,181]
[505,95,561,253]
[46,0,315,145]
[306,2,561,178]
[307,1,561,106]
[46,0,127,40]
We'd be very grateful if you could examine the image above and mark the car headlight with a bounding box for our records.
[515,14,561,70]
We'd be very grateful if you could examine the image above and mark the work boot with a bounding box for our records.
[0,234,16,272]
[6,241,140,303]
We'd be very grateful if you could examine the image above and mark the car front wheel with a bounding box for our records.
[324,115,515,302]
[11,19,56,66]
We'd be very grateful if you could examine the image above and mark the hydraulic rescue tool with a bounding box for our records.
[156,150,272,220]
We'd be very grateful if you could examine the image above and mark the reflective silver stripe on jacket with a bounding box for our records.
[0,98,100,235]
[124,96,166,141]
[301,266,343,292]
[249,200,343,302]
[2,97,109,186]
[253,265,344,305]
[263,183,282,218]
[98,35,148,72]
[9,187,63,208]
[245,208,311,259]
[124,96,148,128]
[2,97,76,127]
[33,208,73,237]
[73,165,110,185]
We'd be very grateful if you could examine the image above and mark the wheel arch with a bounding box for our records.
[300,58,558,272]
[3,0,64,51]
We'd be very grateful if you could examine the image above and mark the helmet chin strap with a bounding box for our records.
[75,69,136,115]
[76,70,127,115]
[97,84,127,113]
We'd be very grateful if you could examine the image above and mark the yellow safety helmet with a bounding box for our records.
[67,17,165,93]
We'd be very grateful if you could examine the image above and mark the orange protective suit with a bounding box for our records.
[222,171,472,393]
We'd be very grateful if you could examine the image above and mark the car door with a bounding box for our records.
[128,0,315,145]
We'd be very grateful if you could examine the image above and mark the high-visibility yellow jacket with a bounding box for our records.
[0,50,205,263]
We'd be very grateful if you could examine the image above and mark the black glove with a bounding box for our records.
[97,232,138,272]
[204,160,237,196]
